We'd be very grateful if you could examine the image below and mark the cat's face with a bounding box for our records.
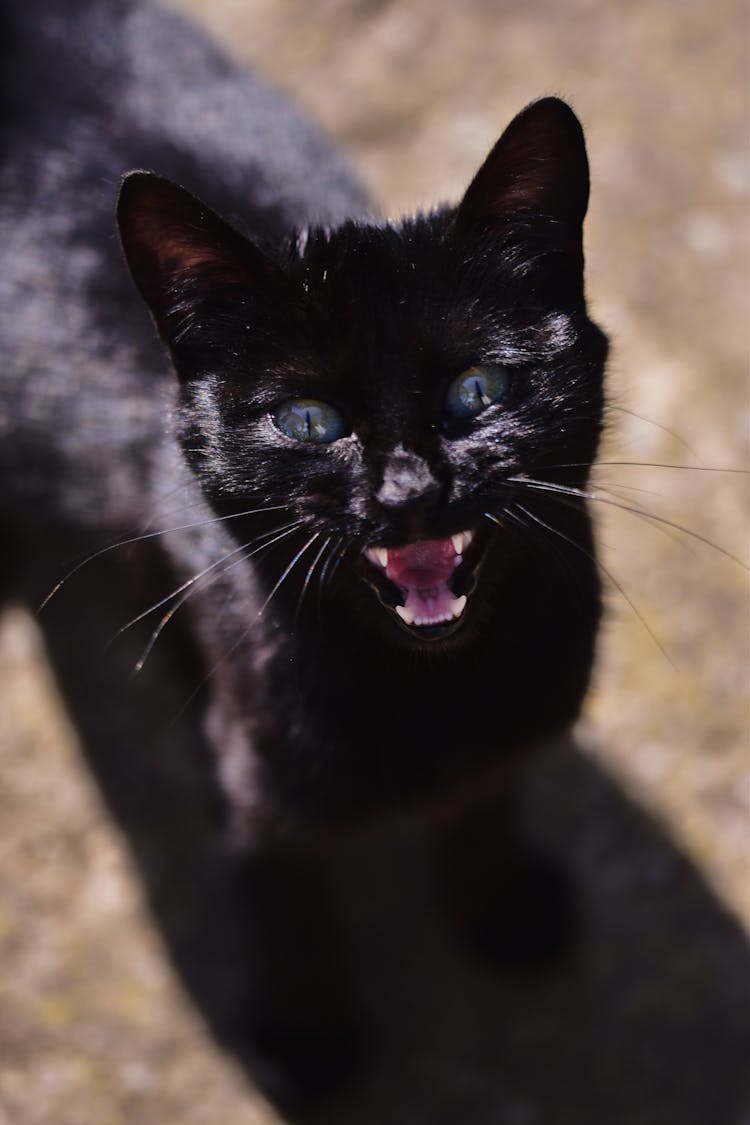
[118,97,608,647]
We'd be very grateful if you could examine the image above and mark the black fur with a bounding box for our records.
[1,0,608,1100]
[114,102,608,825]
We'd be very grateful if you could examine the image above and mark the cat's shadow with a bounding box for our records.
[302,744,750,1125]
[35,559,749,1125]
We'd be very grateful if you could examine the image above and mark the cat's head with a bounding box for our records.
[117,97,608,646]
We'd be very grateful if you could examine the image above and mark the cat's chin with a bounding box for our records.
[358,524,490,642]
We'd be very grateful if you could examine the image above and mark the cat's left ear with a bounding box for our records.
[117,172,279,344]
[451,96,589,246]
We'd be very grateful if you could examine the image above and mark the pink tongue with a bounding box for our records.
[385,538,458,626]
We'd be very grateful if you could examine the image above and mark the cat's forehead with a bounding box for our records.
[283,217,568,381]
[288,218,491,353]
[293,217,450,298]
[283,226,463,394]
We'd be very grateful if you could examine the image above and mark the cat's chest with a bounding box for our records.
[233,606,591,823]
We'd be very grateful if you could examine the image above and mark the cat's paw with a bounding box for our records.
[458,849,580,968]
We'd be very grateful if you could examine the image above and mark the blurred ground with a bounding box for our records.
[0,1,748,1122]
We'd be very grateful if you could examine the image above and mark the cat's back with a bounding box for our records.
[0,0,370,526]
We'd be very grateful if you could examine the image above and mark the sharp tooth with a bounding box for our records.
[396,604,415,625]
[365,547,388,569]
[449,595,467,619]
[451,534,464,555]
[463,529,474,547]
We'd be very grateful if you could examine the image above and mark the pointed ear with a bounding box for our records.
[116,172,277,343]
[452,97,590,239]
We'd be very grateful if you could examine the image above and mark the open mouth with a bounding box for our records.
[361,529,483,637]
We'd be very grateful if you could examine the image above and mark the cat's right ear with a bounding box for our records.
[450,97,590,260]
[116,172,277,343]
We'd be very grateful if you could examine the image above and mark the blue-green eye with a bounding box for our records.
[273,399,348,443]
[445,364,512,419]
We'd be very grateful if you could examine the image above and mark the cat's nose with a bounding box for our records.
[375,446,444,527]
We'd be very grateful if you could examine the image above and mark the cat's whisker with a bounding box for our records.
[38,503,292,611]
[487,507,592,617]
[325,539,349,589]
[257,532,322,619]
[168,533,312,724]
[536,461,749,475]
[499,477,697,563]
[607,405,705,462]
[155,527,322,712]
[590,479,663,498]
[116,544,254,657]
[580,479,693,548]
[316,535,344,620]
[108,520,304,654]
[590,484,701,557]
[132,479,198,528]
[507,498,676,668]
[294,535,332,630]
[134,492,222,531]
[133,522,305,673]
[507,475,749,570]
[317,540,335,589]
[133,554,249,675]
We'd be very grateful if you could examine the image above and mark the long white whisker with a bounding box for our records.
[257,533,322,618]
[133,523,304,673]
[591,480,663,498]
[316,535,343,619]
[489,506,591,613]
[593,484,700,556]
[325,539,348,588]
[607,406,705,463]
[507,475,749,570]
[535,461,749,475]
[317,537,339,594]
[509,499,676,668]
[38,502,291,610]
[110,521,304,650]
[294,535,332,630]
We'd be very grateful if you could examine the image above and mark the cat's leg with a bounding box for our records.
[232,831,363,1104]
[433,779,579,966]
[16,525,361,1103]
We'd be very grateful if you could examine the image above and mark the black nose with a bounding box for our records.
[375,447,443,528]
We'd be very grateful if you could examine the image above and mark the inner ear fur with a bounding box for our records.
[116,172,275,340]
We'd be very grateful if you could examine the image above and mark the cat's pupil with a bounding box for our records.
[474,379,489,406]
[273,399,348,444]
[445,364,512,420]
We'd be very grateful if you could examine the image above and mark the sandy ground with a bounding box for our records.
[0,1,748,1122]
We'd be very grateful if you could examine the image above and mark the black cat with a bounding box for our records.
[1,0,607,1103]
